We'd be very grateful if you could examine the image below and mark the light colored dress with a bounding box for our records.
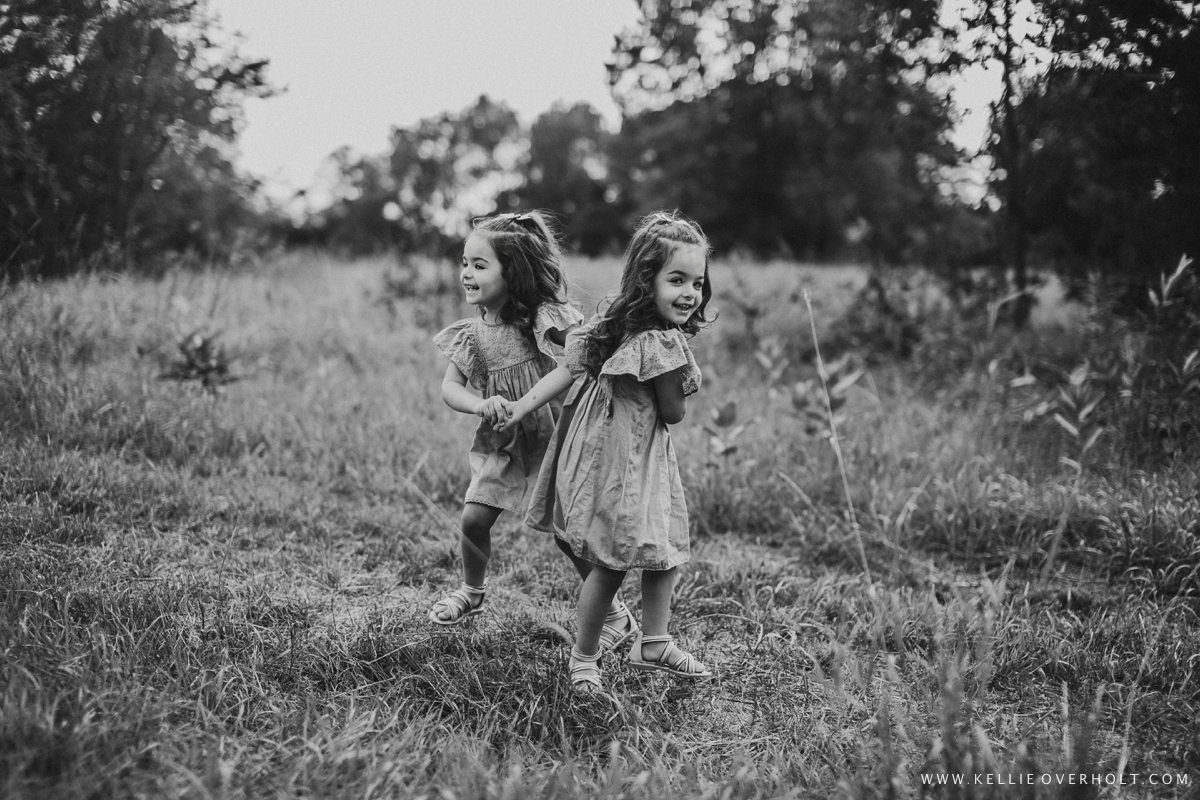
[434,302,583,513]
[526,322,702,571]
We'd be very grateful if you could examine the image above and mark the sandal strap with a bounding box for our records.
[569,647,602,689]
[433,585,484,616]
[604,600,630,622]
[598,602,639,652]
[639,635,707,675]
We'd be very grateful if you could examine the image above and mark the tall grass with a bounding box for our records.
[1,253,1197,798]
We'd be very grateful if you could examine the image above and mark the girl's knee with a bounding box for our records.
[461,506,497,538]
[590,564,627,588]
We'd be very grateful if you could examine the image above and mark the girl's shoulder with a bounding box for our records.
[533,300,584,329]
[564,314,601,345]
[602,327,701,395]
[433,317,477,344]
[562,316,596,376]
[613,327,692,362]
[532,301,585,358]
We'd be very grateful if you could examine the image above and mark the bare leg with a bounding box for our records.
[638,567,677,661]
[555,536,624,615]
[428,503,503,625]
[554,535,593,580]
[574,564,626,656]
[460,502,502,588]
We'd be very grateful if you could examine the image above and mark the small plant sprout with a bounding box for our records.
[1008,369,1037,388]
[703,400,745,458]
[160,329,238,393]
[1050,363,1107,472]
[727,272,765,349]
[789,354,863,436]
[1150,253,1193,311]
[754,336,789,384]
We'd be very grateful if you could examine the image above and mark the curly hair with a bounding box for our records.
[469,211,569,335]
[580,210,714,377]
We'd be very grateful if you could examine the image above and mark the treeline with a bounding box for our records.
[315,0,966,268]
[1,0,274,278]
[3,0,1198,298]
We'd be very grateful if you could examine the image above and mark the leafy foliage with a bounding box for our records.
[388,95,524,253]
[314,96,525,257]
[606,0,962,262]
[159,330,238,393]
[973,0,1200,298]
[504,102,626,256]
[1016,256,1200,469]
[313,0,975,268]
[0,0,271,277]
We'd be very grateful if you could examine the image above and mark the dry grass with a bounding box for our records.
[1,252,1197,798]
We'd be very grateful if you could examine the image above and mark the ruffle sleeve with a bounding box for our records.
[432,319,487,391]
[532,301,585,360]
[600,328,702,396]
[562,322,593,378]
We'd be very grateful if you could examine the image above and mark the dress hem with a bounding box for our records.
[553,534,690,572]
[463,495,519,514]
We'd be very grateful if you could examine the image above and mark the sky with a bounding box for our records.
[207,0,998,204]
[208,0,642,201]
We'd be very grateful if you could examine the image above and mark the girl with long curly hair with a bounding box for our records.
[497,210,715,692]
[427,211,583,626]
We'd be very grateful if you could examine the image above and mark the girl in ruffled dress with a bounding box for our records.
[427,211,584,626]
[498,211,715,691]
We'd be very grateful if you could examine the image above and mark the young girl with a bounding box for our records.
[498,211,715,691]
[427,211,584,626]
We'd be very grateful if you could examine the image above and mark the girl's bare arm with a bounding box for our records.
[652,368,687,425]
[495,364,574,432]
[441,363,484,414]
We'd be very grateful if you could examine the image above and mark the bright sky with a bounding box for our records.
[208,1,998,204]
[208,0,641,201]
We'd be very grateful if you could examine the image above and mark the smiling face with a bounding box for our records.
[653,243,707,326]
[460,232,509,316]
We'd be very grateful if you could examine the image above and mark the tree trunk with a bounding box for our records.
[999,0,1033,328]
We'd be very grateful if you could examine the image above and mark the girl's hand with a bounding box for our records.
[491,364,573,433]
[494,400,527,433]
[476,395,510,426]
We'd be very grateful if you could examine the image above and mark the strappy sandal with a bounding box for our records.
[598,600,640,653]
[568,647,603,694]
[627,632,712,678]
[427,583,486,626]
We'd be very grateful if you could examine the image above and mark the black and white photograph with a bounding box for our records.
[2,0,1198,796]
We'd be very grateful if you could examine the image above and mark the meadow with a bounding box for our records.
[1,252,1197,799]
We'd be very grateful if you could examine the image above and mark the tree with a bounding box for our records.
[0,0,270,277]
[388,95,525,256]
[1045,0,1200,293]
[133,137,269,262]
[607,0,960,262]
[965,0,1063,326]
[304,96,528,258]
[309,147,396,256]
[975,0,1200,304]
[507,102,625,256]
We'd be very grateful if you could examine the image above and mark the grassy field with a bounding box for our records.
[1,252,1197,799]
